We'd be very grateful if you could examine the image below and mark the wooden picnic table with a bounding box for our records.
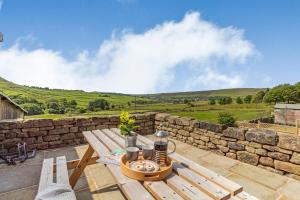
[67,128,258,200]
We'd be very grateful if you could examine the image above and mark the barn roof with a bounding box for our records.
[0,92,27,113]
[275,103,300,110]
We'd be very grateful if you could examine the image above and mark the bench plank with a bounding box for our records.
[56,156,69,185]
[38,158,54,192]
[166,173,214,200]
[173,162,231,200]
[83,131,155,200]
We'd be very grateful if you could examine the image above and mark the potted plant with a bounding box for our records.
[118,111,139,147]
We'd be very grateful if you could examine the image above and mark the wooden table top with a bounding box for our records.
[82,128,259,200]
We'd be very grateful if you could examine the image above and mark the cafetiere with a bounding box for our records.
[153,131,176,166]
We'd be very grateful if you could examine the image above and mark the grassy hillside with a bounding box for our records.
[0,77,143,108]
[0,77,271,122]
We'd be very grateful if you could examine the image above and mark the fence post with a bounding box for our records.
[258,120,261,129]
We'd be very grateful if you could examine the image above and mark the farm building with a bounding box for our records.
[274,103,300,126]
[0,92,26,120]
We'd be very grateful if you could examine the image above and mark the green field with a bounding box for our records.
[0,77,272,122]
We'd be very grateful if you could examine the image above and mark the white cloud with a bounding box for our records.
[185,68,244,90]
[0,11,255,94]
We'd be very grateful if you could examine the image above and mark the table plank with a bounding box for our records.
[235,192,259,200]
[102,129,126,147]
[83,131,155,200]
[144,181,184,200]
[166,173,214,200]
[112,128,242,196]
[170,153,242,195]
[173,162,230,200]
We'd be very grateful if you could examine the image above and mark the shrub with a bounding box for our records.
[77,107,87,113]
[47,101,64,114]
[218,96,233,105]
[22,103,44,115]
[208,99,216,105]
[87,99,110,111]
[218,112,236,127]
[236,97,243,104]
[244,95,252,104]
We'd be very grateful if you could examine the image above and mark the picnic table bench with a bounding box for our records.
[46,128,259,200]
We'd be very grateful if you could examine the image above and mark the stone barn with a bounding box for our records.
[0,92,26,120]
[274,103,300,125]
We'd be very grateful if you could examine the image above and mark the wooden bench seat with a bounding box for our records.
[37,156,76,200]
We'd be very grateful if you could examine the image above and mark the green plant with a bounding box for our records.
[23,103,44,115]
[244,95,252,104]
[118,111,139,136]
[236,97,243,104]
[87,99,110,111]
[208,99,216,105]
[218,112,236,127]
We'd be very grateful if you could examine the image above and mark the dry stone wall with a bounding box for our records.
[0,113,155,153]
[2,111,300,177]
[155,113,300,176]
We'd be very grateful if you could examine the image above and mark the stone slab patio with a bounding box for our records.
[0,136,300,200]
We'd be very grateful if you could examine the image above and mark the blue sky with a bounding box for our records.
[0,0,299,94]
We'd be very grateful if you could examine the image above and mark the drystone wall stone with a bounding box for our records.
[245,129,278,145]
[154,113,300,177]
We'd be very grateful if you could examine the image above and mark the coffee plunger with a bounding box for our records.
[153,130,176,166]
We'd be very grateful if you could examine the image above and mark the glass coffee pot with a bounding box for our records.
[153,130,176,166]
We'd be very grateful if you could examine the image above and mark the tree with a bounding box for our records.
[252,91,265,103]
[23,103,44,115]
[263,84,298,103]
[218,97,232,105]
[281,84,297,103]
[47,101,64,114]
[218,112,236,127]
[236,97,243,104]
[183,99,190,104]
[244,95,252,104]
[208,99,216,105]
[87,99,110,111]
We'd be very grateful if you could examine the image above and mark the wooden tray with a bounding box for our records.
[120,154,173,181]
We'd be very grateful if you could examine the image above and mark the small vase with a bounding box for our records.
[125,134,137,148]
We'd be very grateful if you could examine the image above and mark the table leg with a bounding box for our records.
[69,145,95,188]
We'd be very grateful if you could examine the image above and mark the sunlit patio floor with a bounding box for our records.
[0,135,300,200]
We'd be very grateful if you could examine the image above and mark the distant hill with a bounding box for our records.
[0,77,140,107]
[0,76,265,106]
[142,88,266,102]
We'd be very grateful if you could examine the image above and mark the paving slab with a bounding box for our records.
[0,185,37,200]
[229,163,288,190]
[227,173,276,200]
[0,163,42,193]
[276,180,300,200]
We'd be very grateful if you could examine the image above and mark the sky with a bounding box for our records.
[0,0,299,94]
